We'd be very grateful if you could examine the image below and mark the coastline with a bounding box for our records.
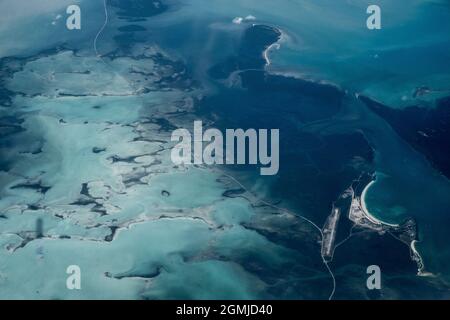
[411,240,434,277]
[247,22,436,282]
[361,177,433,277]
[360,179,399,227]
[262,26,284,67]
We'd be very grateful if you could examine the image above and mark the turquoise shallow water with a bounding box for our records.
[0,0,449,299]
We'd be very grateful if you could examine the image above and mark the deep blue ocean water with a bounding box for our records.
[0,0,449,299]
